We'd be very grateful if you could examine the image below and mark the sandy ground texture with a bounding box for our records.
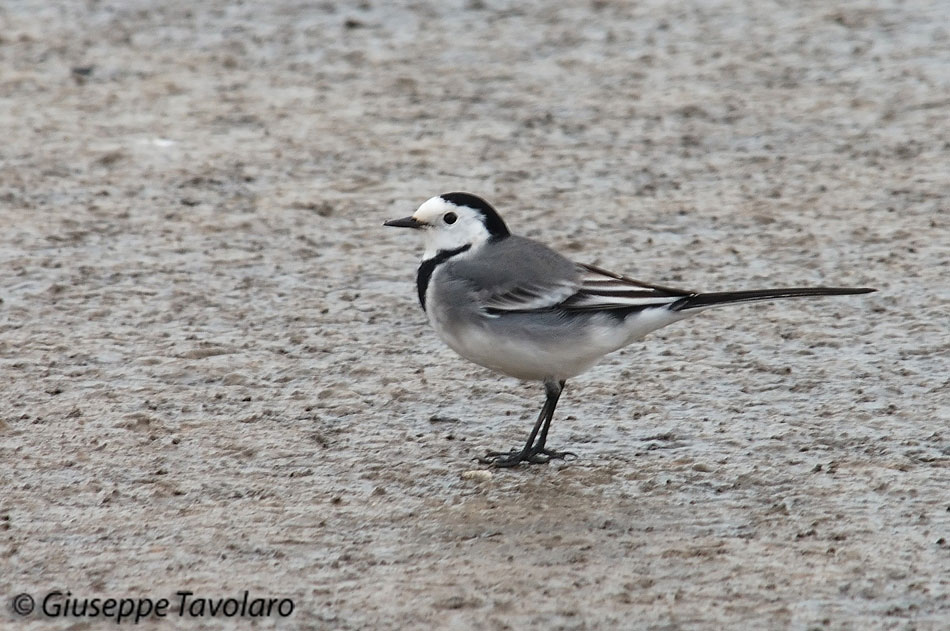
[2,0,949,629]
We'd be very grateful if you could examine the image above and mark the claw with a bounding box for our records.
[536,448,577,461]
[476,450,527,467]
[477,446,576,467]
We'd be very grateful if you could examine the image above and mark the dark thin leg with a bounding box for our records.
[532,380,575,460]
[479,388,554,467]
[479,379,576,467]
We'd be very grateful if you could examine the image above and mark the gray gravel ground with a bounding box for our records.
[1,0,949,629]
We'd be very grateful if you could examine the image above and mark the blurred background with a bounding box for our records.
[1,1,948,629]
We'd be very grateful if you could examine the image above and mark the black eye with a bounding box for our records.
[443,212,457,224]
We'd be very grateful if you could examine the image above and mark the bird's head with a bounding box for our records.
[384,192,510,259]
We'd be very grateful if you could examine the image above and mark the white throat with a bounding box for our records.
[423,229,489,261]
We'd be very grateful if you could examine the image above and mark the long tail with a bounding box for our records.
[671,286,876,311]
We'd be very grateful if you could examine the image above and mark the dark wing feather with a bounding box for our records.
[481,262,691,315]
[558,263,691,311]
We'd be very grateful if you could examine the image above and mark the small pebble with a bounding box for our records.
[461,470,492,483]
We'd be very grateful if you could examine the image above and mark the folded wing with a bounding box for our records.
[481,262,691,315]
[560,263,690,310]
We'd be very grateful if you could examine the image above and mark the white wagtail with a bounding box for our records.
[385,193,875,467]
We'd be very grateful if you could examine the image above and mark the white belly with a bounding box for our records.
[427,303,690,382]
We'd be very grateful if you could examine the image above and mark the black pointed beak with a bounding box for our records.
[383,216,423,229]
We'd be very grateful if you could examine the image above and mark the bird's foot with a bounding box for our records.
[477,447,577,468]
[478,449,548,467]
[534,447,577,461]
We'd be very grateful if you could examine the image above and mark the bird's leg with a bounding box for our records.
[529,380,576,461]
[479,379,574,467]
[479,393,552,466]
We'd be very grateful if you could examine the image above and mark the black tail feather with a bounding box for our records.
[671,287,876,311]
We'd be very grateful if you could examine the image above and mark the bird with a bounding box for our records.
[384,192,875,467]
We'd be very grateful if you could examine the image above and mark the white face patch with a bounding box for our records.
[412,196,492,260]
